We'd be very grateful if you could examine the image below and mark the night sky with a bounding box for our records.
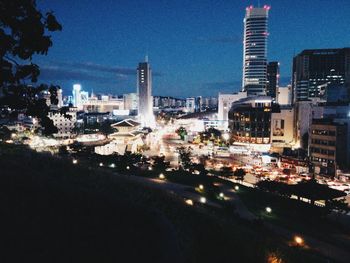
[35,0,350,98]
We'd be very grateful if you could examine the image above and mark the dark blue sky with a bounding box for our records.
[36,0,350,98]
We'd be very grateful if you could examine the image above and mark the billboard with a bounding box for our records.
[272,119,284,136]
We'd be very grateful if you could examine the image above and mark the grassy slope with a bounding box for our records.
[0,144,329,263]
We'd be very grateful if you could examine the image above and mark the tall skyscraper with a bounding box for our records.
[72,84,82,109]
[292,48,350,103]
[137,58,154,127]
[266,61,279,99]
[242,5,270,96]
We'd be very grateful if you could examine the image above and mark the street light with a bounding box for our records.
[126,166,130,170]
[265,207,272,213]
[294,236,304,245]
[110,163,115,168]
[72,159,78,164]
[200,197,206,204]
[99,162,103,167]
[199,184,204,190]
[219,192,225,198]
[222,133,230,144]
[234,185,239,191]
[185,199,193,206]
[159,173,165,179]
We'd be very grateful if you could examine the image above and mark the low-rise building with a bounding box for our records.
[228,96,274,144]
[217,92,247,130]
[270,106,295,150]
[309,119,348,177]
[48,108,78,138]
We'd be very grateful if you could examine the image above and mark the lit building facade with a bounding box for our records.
[82,96,124,113]
[137,60,154,127]
[242,5,270,96]
[292,48,350,103]
[309,119,348,177]
[217,92,247,130]
[270,106,294,150]
[277,85,292,105]
[48,108,78,138]
[72,84,82,110]
[185,97,195,113]
[228,96,275,144]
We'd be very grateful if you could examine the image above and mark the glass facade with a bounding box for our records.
[242,6,270,96]
[292,48,350,102]
[229,105,272,144]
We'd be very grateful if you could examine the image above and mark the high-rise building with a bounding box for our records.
[137,59,154,127]
[185,97,195,113]
[195,96,202,112]
[266,61,279,98]
[242,5,270,96]
[292,48,350,103]
[72,84,82,109]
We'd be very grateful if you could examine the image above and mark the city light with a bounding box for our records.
[199,184,204,190]
[200,197,206,204]
[72,159,78,164]
[148,166,153,171]
[110,163,115,168]
[185,199,193,206]
[294,236,304,245]
[159,173,165,179]
[222,133,230,141]
[266,207,272,213]
[219,192,225,198]
[234,185,239,191]
[99,162,103,167]
[126,166,130,170]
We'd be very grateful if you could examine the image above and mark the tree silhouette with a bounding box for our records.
[177,146,192,170]
[99,120,116,136]
[0,0,62,134]
[233,168,246,181]
[221,166,233,178]
[175,126,187,140]
[152,155,170,172]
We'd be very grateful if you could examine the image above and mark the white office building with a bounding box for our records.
[217,91,247,130]
[242,5,270,95]
[137,59,154,127]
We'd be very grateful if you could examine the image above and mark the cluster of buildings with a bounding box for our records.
[3,4,348,178]
[217,5,350,177]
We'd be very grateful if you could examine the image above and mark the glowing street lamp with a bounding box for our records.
[110,163,115,168]
[294,236,304,245]
[200,197,206,204]
[265,207,272,213]
[148,166,153,171]
[72,159,78,164]
[219,192,225,198]
[159,173,165,179]
[222,133,230,144]
[199,184,204,190]
[185,199,193,206]
[99,162,104,167]
[126,166,130,170]
[234,185,239,191]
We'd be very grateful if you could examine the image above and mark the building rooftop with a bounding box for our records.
[112,119,140,127]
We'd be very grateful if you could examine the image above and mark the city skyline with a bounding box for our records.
[35,0,350,97]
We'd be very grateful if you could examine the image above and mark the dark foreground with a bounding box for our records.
[0,144,332,262]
